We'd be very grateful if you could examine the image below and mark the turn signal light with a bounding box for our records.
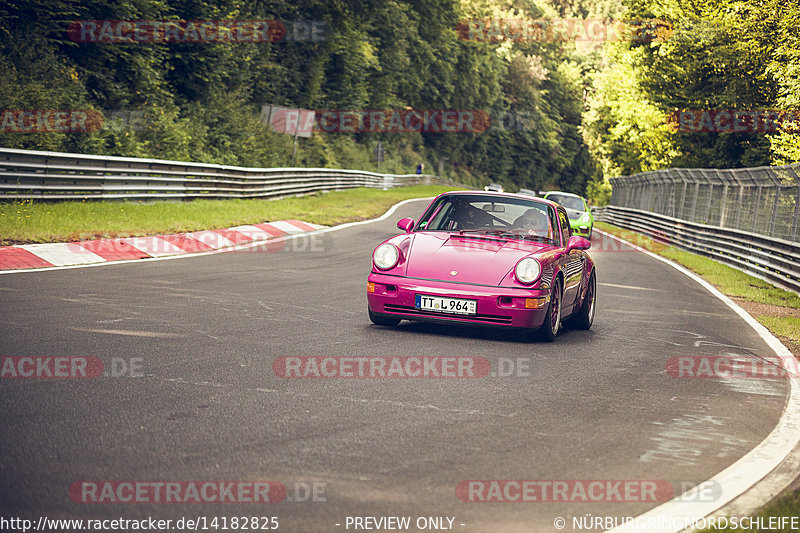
[525,297,547,309]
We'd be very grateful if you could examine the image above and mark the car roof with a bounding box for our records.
[544,191,583,199]
[437,190,560,209]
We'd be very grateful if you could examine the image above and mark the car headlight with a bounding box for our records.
[581,213,591,222]
[373,243,400,270]
[515,258,541,284]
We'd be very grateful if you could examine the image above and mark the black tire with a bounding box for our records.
[369,309,401,327]
[570,270,596,330]
[538,278,562,342]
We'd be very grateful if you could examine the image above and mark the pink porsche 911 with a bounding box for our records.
[366,191,596,341]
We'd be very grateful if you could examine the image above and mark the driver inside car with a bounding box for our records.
[448,203,484,230]
[513,208,551,238]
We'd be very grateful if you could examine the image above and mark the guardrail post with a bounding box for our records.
[656,175,665,214]
[690,181,700,222]
[719,183,729,227]
[663,180,670,214]
[678,173,688,219]
[792,185,800,240]
[704,179,714,225]
[735,185,744,230]
[752,185,762,233]
[666,180,673,217]
[769,185,781,237]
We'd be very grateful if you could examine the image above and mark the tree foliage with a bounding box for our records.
[585,0,800,182]
[0,0,599,194]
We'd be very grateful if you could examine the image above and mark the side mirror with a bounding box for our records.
[397,218,415,233]
[567,235,591,251]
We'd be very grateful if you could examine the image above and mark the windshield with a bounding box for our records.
[416,194,557,243]
[546,194,586,211]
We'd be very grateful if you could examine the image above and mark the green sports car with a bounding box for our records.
[543,191,593,238]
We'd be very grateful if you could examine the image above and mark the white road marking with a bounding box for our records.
[599,282,664,292]
[19,243,105,266]
[269,220,307,234]
[229,225,277,241]
[72,328,185,338]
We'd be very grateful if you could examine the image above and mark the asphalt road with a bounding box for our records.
[0,198,790,533]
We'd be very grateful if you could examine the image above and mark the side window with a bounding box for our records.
[558,210,571,245]
[547,207,560,243]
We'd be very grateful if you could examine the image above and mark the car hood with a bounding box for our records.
[404,232,551,285]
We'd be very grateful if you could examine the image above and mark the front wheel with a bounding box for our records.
[369,309,401,327]
[538,279,562,342]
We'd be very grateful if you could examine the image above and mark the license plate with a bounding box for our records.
[415,294,477,315]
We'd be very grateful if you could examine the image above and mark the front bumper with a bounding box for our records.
[570,220,592,237]
[367,273,551,329]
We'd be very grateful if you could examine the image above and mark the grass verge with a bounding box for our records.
[596,220,800,532]
[0,185,456,245]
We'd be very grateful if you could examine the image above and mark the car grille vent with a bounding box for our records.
[383,304,513,325]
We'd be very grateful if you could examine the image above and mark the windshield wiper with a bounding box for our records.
[454,228,503,234]
[497,232,555,243]
[448,229,511,240]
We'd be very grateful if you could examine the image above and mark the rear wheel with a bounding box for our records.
[538,279,562,342]
[369,309,401,327]
[570,270,596,330]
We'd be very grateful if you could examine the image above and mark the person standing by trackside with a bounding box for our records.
[416,161,424,174]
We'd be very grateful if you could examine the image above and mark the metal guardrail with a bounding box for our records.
[608,164,800,242]
[0,148,452,200]
[594,205,800,293]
